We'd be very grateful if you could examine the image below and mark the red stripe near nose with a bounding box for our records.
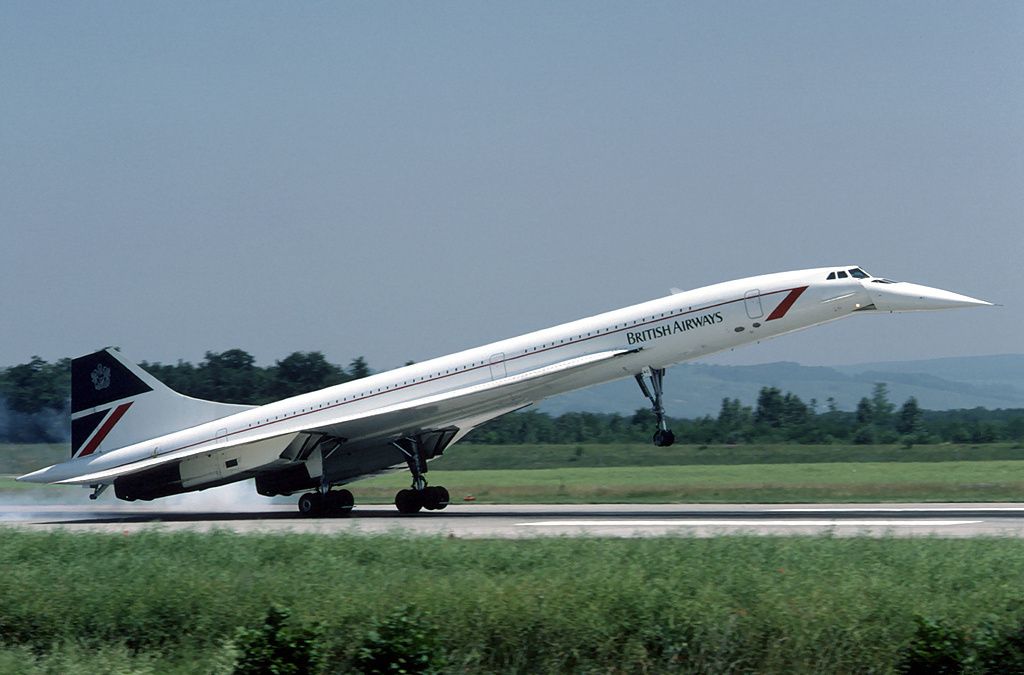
[765,286,808,321]
[78,402,133,457]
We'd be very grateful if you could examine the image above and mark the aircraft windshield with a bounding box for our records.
[827,267,872,281]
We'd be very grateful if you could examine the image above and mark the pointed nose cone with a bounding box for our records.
[864,281,993,312]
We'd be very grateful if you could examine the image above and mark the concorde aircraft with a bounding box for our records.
[20,266,991,514]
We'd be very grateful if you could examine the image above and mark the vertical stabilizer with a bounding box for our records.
[70,348,254,458]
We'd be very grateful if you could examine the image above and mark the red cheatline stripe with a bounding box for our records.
[77,402,133,457]
[765,286,808,321]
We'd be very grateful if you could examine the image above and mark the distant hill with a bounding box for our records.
[536,354,1024,417]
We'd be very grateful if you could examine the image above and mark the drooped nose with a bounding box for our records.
[863,280,993,312]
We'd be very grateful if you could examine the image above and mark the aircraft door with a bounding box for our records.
[489,353,507,380]
[744,290,763,319]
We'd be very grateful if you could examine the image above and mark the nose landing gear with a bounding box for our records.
[635,367,675,447]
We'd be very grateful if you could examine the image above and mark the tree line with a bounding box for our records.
[1,351,1022,445]
[137,349,373,405]
[0,349,373,413]
[0,349,372,442]
[466,383,1024,446]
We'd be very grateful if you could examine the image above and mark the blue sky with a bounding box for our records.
[2,2,1020,370]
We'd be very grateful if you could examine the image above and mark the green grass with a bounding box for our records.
[7,443,1024,503]
[0,444,66,476]
[429,442,1024,470]
[6,459,1024,503]
[348,460,1024,503]
[0,478,67,495]
[1,530,1023,673]
[5,442,1024,478]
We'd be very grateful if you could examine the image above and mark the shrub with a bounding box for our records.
[353,606,443,674]
[232,606,319,675]
[897,615,1024,674]
[852,425,876,445]
[896,616,968,674]
[974,619,1024,674]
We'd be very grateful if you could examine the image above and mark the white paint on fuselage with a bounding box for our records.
[38,267,873,485]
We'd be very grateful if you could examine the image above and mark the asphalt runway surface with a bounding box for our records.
[3,502,1024,537]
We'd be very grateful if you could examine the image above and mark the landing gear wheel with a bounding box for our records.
[653,429,675,447]
[636,368,675,448]
[325,489,355,514]
[298,492,323,516]
[395,488,423,514]
[422,485,450,511]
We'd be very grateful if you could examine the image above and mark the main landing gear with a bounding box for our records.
[297,468,355,517]
[395,485,450,515]
[289,435,355,516]
[391,435,451,514]
[635,367,675,447]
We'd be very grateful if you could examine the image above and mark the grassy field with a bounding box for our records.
[4,460,1024,504]
[5,443,1024,504]
[5,442,1024,477]
[3,445,1024,672]
[428,442,1024,470]
[0,443,66,475]
[348,460,1024,503]
[0,530,1022,673]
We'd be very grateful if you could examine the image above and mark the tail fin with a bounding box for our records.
[70,348,254,458]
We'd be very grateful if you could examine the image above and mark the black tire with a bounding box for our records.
[395,488,422,514]
[423,485,450,511]
[298,492,323,516]
[326,489,355,514]
[653,429,676,447]
[422,487,438,511]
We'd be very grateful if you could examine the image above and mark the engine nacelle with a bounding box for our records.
[255,464,318,497]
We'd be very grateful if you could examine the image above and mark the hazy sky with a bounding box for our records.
[2,2,1021,372]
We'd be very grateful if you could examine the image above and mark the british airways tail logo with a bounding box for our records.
[91,364,111,390]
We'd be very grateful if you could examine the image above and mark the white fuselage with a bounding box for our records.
[29,264,991,494]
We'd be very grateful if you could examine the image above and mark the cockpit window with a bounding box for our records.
[837,270,848,278]
[848,268,869,279]
[826,272,836,280]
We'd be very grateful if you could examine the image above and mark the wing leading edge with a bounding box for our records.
[53,348,638,486]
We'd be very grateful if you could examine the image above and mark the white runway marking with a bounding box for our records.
[772,507,1024,512]
[516,519,983,527]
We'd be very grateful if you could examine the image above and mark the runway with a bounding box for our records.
[3,502,1024,537]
